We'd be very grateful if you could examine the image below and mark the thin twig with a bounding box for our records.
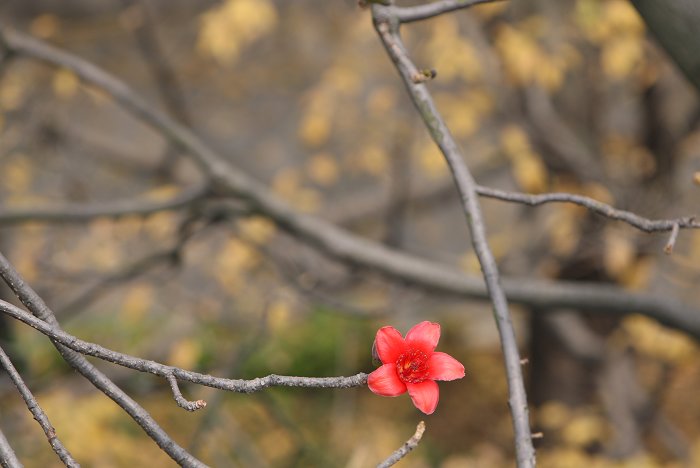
[166,373,207,412]
[664,223,680,255]
[377,421,426,468]
[0,252,206,468]
[476,186,698,233]
[371,6,534,466]
[0,299,369,393]
[0,346,78,467]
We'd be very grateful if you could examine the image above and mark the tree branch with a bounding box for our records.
[0,183,208,225]
[0,427,23,468]
[0,298,369,393]
[0,252,207,468]
[475,186,697,234]
[376,421,426,468]
[2,30,699,336]
[371,6,534,465]
[0,345,77,467]
[395,0,504,23]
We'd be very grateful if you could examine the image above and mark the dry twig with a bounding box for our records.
[377,421,426,468]
[0,346,77,467]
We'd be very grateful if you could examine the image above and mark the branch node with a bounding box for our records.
[411,68,437,83]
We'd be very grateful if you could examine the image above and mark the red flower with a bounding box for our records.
[367,321,465,415]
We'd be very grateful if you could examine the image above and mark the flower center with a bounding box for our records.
[396,349,430,383]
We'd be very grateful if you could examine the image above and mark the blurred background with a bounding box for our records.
[0,0,699,466]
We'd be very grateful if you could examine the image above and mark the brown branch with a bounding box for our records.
[371,6,534,465]
[376,421,426,468]
[0,346,77,467]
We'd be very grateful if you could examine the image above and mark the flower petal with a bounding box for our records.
[406,380,440,415]
[427,352,465,381]
[405,321,440,353]
[368,364,407,396]
[374,326,408,364]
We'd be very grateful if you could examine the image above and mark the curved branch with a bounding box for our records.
[371,6,534,465]
[0,183,208,225]
[166,373,207,412]
[3,28,697,340]
[0,346,77,467]
[475,186,698,233]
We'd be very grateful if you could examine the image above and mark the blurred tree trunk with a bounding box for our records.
[632,0,700,93]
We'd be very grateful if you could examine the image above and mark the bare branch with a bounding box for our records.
[377,421,426,468]
[0,298,368,393]
[0,346,77,467]
[371,7,534,466]
[0,252,206,468]
[395,0,504,23]
[166,373,207,412]
[0,184,207,225]
[2,29,699,338]
[0,427,23,468]
[476,186,698,233]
